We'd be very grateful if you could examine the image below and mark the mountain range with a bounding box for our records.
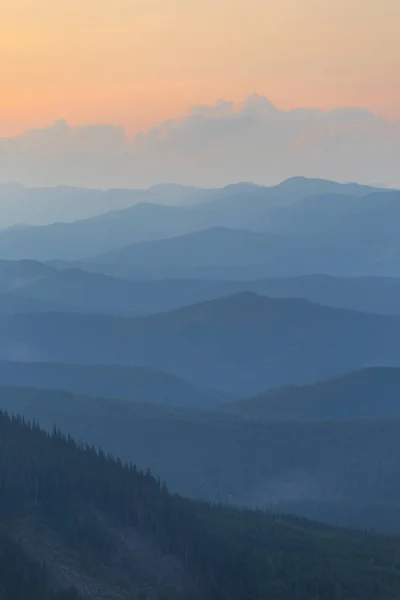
[4,377,400,533]
[3,175,400,598]
[0,176,383,228]
[5,258,400,316]
[0,179,398,276]
[1,292,400,394]
[0,361,222,407]
[225,367,400,421]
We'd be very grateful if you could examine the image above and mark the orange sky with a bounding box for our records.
[1,0,399,137]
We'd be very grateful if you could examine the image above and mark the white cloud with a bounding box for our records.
[0,96,399,188]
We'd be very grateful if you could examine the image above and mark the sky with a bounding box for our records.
[1,0,399,137]
[0,0,399,187]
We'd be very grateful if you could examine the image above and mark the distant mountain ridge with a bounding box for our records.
[224,367,400,421]
[0,360,222,407]
[0,258,52,293]
[0,178,396,268]
[0,183,164,227]
[6,258,400,316]
[1,292,400,394]
[0,177,385,229]
[92,227,283,267]
[6,383,400,533]
[5,259,400,321]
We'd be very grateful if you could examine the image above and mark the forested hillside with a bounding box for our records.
[5,385,400,532]
[0,534,79,600]
[3,411,400,599]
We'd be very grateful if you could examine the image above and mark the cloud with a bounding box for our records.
[191,98,234,117]
[0,120,131,189]
[0,96,399,188]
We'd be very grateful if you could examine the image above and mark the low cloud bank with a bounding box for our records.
[0,95,399,188]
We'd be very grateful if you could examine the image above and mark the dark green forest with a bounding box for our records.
[5,385,400,532]
[0,533,79,600]
[3,411,400,599]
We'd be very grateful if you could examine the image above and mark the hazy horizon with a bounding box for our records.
[0,175,394,193]
[0,95,399,189]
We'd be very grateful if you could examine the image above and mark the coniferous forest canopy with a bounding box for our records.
[3,411,400,600]
[3,177,400,599]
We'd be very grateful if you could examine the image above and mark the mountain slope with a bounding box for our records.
[1,292,400,394]
[0,532,79,600]
[6,386,400,533]
[0,178,382,229]
[0,259,53,293]
[0,361,222,407]
[16,268,400,316]
[248,274,400,315]
[0,183,164,227]
[0,178,391,265]
[225,367,400,421]
[264,190,400,236]
[2,408,400,599]
[0,203,208,261]
[17,268,236,314]
[189,177,383,215]
[72,192,400,277]
[93,227,284,267]
[0,294,75,316]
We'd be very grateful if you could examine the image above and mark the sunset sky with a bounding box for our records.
[1,0,399,137]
